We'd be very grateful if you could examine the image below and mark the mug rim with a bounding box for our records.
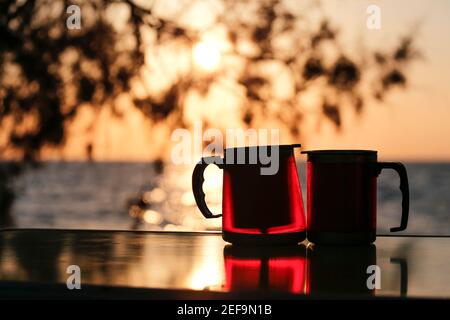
[224,144,301,152]
[301,149,377,155]
[301,150,378,163]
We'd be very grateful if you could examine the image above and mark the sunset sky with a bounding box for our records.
[304,0,450,161]
[39,0,450,162]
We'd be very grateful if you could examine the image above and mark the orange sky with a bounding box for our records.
[303,0,450,161]
[33,0,450,162]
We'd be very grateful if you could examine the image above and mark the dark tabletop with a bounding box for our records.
[0,229,449,299]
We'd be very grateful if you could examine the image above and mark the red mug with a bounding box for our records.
[302,150,409,245]
[192,144,306,245]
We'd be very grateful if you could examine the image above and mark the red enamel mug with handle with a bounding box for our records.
[192,144,306,245]
[302,150,409,245]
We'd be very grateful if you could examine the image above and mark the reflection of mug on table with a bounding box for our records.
[223,245,307,294]
[306,244,377,296]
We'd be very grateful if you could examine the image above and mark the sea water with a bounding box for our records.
[6,161,450,235]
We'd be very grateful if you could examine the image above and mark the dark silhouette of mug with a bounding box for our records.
[302,150,409,245]
[306,244,377,296]
[192,145,306,245]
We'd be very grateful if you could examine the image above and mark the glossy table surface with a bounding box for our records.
[0,229,449,299]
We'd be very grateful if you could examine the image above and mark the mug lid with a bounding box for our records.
[301,149,377,163]
[225,144,301,152]
[222,144,301,166]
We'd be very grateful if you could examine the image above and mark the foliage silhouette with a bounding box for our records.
[0,0,418,159]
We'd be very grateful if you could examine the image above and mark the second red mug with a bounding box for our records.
[302,150,409,245]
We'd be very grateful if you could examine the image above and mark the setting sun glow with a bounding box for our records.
[193,41,221,71]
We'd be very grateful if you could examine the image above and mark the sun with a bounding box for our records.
[193,41,221,72]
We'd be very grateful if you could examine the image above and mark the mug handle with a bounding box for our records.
[192,156,223,219]
[376,162,409,232]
